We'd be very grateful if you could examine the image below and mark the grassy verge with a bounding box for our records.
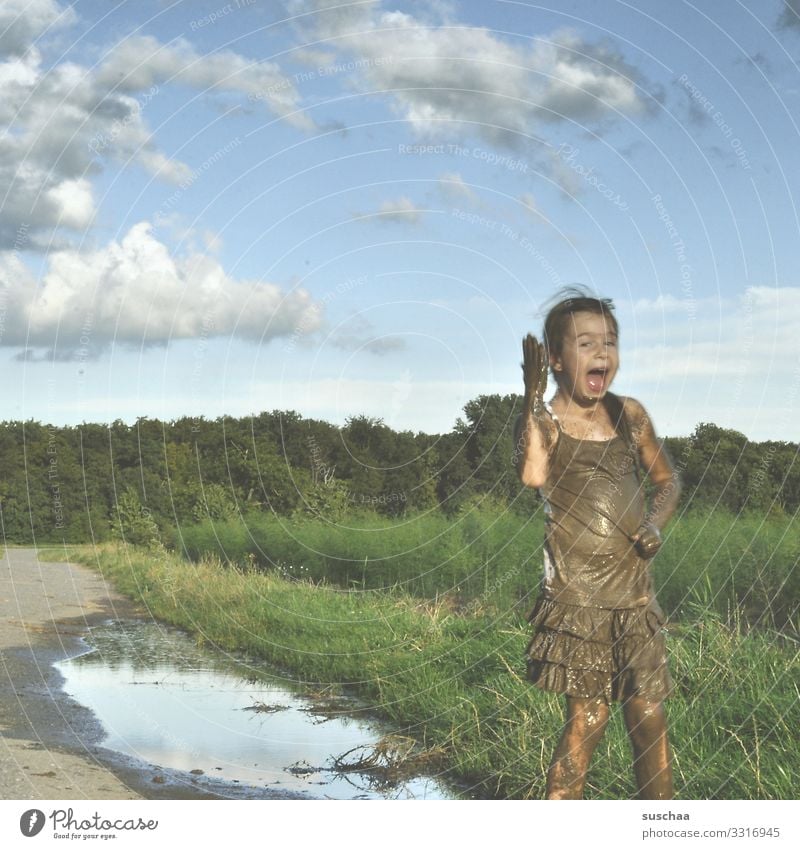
[175,508,800,629]
[36,544,94,563]
[73,543,799,799]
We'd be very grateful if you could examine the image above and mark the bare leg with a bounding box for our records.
[546,696,610,799]
[622,696,673,799]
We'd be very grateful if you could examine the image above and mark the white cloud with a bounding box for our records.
[95,35,314,131]
[285,0,380,40]
[0,46,154,247]
[357,196,424,224]
[44,177,95,229]
[0,222,323,353]
[292,3,652,148]
[0,0,74,57]
[0,13,311,248]
[742,284,800,311]
[438,171,477,202]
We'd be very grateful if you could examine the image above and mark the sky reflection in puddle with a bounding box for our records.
[57,620,456,799]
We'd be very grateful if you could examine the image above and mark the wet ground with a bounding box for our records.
[57,620,458,800]
[0,546,143,799]
[1,548,461,800]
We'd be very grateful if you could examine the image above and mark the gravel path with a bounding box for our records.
[0,546,142,800]
[0,547,309,801]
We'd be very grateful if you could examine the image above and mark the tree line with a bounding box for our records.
[0,395,796,544]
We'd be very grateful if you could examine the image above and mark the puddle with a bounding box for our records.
[56,621,458,799]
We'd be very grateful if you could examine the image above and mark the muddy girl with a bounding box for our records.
[513,289,681,800]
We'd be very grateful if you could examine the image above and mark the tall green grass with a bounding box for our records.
[175,503,543,613]
[655,511,800,629]
[176,506,800,629]
[74,543,799,799]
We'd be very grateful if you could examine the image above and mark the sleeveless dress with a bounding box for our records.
[525,413,673,703]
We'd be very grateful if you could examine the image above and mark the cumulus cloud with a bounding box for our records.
[284,0,380,40]
[290,2,652,148]
[0,6,310,248]
[94,35,314,131]
[0,222,323,355]
[0,0,74,57]
[0,48,110,247]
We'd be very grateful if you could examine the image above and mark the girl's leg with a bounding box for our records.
[546,696,610,799]
[622,696,673,799]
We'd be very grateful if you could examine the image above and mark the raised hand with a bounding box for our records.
[522,334,549,415]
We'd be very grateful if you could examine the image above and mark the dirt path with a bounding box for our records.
[0,546,142,799]
[0,547,309,802]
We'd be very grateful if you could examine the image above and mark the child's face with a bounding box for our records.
[551,311,619,403]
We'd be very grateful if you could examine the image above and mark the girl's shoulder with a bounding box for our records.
[609,393,647,424]
[603,393,648,450]
[610,394,658,449]
[608,392,638,410]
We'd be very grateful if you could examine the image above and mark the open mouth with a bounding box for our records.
[585,367,608,394]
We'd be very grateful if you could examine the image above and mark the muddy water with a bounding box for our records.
[56,620,458,799]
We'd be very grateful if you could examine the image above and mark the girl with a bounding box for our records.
[514,291,681,800]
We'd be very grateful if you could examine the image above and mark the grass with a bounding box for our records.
[175,506,541,609]
[176,506,800,630]
[35,544,93,563]
[70,541,800,800]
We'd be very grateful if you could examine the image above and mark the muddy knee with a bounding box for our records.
[558,698,610,762]
[569,697,610,743]
[546,697,610,800]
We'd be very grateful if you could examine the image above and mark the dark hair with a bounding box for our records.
[542,286,618,360]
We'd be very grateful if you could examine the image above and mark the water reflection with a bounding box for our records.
[57,621,456,799]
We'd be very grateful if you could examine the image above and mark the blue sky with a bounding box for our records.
[3,0,800,439]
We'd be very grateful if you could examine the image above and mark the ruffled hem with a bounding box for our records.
[524,596,673,703]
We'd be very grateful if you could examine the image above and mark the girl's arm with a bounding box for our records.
[513,335,557,488]
[624,397,682,556]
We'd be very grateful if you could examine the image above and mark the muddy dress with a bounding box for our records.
[525,423,673,703]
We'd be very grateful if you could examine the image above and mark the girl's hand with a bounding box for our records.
[633,522,662,559]
[522,334,548,415]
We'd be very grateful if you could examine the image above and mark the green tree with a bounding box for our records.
[111,486,163,547]
[191,483,239,522]
[684,423,750,510]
